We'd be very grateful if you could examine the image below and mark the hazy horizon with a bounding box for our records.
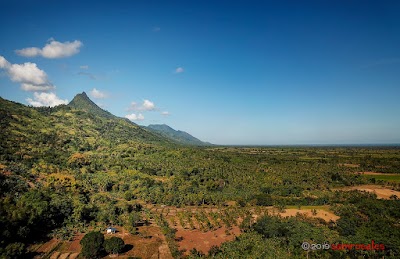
[1,0,399,145]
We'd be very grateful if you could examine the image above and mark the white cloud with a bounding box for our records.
[8,62,49,85]
[0,56,54,91]
[175,67,184,73]
[142,99,155,111]
[0,56,10,68]
[128,102,137,110]
[26,92,68,107]
[16,47,41,57]
[90,88,107,99]
[21,83,55,92]
[153,27,161,32]
[125,113,145,121]
[128,99,157,111]
[80,65,89,69]
[15,39,83,59]
[161,111,170,116]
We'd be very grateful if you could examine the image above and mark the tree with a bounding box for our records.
[2,242,25,258]
[80,231,104,258]
[67,153,90,168]
[189,248,205,257]
[208,245,220,256]
[104,237,125,255]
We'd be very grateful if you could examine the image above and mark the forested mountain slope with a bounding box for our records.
[0,94,176,168]
[147,124,211,146]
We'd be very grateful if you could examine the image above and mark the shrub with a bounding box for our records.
[208,245,220,256]
[104,237,125,255]
[1,242,25,258]
[80,231,104,258]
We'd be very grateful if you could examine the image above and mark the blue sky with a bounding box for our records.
[0,0,399,145]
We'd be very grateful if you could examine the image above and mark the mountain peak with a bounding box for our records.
[74,91,90,100]
[69,92,95,106]
[68,92,114,119]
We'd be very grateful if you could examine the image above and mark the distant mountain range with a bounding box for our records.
[146,124,211,146]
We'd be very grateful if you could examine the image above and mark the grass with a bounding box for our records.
[362,174,400,183]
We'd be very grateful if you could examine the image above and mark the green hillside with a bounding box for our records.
[0,94,173,167]
[146,124,211,146]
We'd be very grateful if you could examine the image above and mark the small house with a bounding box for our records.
[106,227,116,234]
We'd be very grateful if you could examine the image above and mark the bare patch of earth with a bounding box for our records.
[272,208,339,222]
[336,185,400,199]
[175,225,240,255]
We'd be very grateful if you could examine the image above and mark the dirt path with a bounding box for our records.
[336,185,400,199]
[272,208,339,222]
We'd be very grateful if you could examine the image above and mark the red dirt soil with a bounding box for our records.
[65,233,83,252]
[176,226,240,255]
[34,238,59,254]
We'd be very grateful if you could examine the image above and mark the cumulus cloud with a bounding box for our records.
[128,99,157,111]
[125,113,145,121]
[161,111,170,116]
[0,56,10,68]
[21,83,54,92]
[175,67,184,73]
[15,39,83,59]
[142,99,155,111]
[80,65,89,69]
[90,88,108,99]
[9,62,49,85]
[0,55,54,91]
[16,47,41,57]
[26,92,68,107]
